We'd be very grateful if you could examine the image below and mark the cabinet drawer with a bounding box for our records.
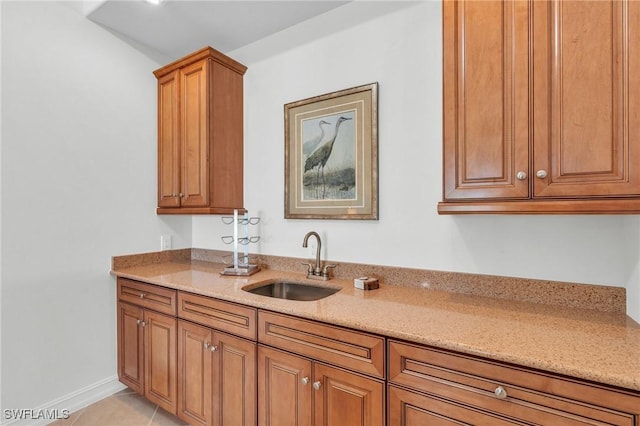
[389,340,639,425]
[177,292,256,340]
[117,278,177,316]
[388,384,524,426]
[258,311,385,378]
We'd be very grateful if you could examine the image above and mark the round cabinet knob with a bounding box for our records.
[516,171,527,180]
[136,319,141,325]
[494,386,508,399]
[203,342,218,352]
[140,321,146,327]
[536,170,548,179]
[179,193,185,198]
[301,377,310,385]
[140,293,145,299]
[312,381,322,390]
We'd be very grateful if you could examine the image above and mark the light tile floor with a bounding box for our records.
[48,388,187,426]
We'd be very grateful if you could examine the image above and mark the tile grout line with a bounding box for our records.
[148,405,159,426]
[69,407,83,426]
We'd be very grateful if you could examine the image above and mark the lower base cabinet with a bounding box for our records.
[117,301,177,415]
[258,345,384,426]
[116,278,640,426]
[177,319,256,426]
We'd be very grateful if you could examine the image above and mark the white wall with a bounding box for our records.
[1,1,191,415]
[192,1,640,322]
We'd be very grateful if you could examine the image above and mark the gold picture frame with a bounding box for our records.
[284,83,378,220]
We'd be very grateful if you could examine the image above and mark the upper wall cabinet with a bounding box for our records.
[154,47,247,215]
[439,0,640,214]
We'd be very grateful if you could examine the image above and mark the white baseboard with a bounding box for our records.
[2,376,126,426]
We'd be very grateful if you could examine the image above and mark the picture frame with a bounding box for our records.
[284,82,378,220]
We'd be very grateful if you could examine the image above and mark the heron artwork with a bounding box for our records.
[303,116,352,199]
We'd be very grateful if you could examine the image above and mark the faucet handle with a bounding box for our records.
[322,264,337,278]
[301,262,314,274]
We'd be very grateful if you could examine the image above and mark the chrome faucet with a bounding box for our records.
[302,231,336,280]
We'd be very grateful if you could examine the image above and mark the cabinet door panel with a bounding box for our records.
[443,0,530,200]
[212,331,256,426]
[180,59,209,207]
[145,310,177,415]
[178,320,212,426]
[533,0,640,197]
[157,70,181,208]
[314,363,384,426]
[117,302,144,394]
[258,345,312,426]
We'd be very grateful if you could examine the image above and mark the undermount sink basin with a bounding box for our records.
[243,280,340,301]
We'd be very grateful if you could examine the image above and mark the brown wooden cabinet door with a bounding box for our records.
[532,0,640,198]
[212,331,256,426]
[258,345,312,426]
[144,310,177,415]
[314,363,384,426]
[443,0,530,200]
[180,58,210,208]
[178,320,213,426]
[157,69,181,208]
[117,302,144,394]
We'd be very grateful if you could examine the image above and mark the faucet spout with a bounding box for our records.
[302,231,322,275]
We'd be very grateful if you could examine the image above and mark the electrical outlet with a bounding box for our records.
[161,235,172,251]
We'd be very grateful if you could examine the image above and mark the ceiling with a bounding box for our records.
[86,0,351,62]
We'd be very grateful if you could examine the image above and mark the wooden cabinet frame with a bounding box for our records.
[439,0,640,214]
[117,301,177,415]
[258,345,384,426]
[154,46,247,215]
[177,319,256,426]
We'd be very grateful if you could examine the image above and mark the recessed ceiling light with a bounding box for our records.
[145,0,162,5]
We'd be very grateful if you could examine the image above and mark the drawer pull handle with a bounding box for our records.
[494,386,508,399]
[301,377,310,385]
[313,381,322,390]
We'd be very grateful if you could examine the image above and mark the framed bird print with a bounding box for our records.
[284,82,378,220]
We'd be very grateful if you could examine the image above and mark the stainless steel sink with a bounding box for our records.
[243,280,340,301]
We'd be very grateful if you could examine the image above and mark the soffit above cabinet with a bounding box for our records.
[85,0,350,62]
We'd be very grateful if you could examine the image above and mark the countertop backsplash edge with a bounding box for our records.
[112,248,626,314]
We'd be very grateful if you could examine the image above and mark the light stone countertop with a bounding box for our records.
[111,256,640,393]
